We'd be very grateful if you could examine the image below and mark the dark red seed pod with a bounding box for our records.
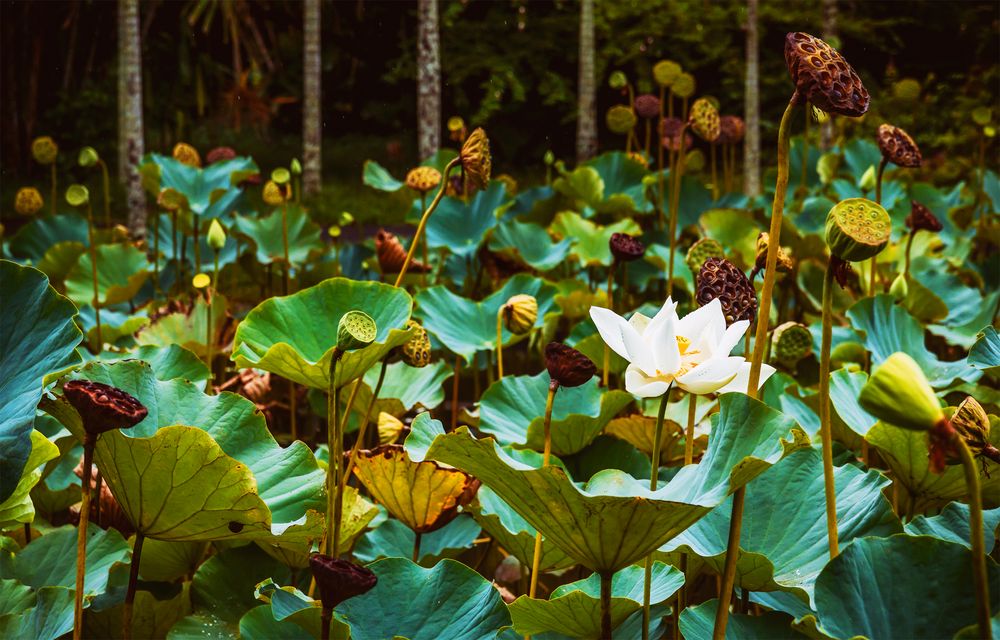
[876,124,922,168]
[634,94,661,120]
[545,342,596,389]
[308,555,378,609]
[696,257,758,325]
[905,201,942,233]
[609,232,646,263]
[63,380,148,436]
[205,146,238,165]
[719,115,745,144]
[784,32,870,117]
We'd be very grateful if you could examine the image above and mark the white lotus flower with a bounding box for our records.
[589,297,775,398]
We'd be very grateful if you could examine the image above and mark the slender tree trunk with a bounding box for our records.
[743,0,761,197]
[119,0,146,238]
[575,0,597,163]
[303,0,322,196]
[417,0,441,161]
[821,0,838,149]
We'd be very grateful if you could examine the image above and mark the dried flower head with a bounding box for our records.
[308,555,378,610]
[375,229,429,274]
[15,187,43,216]
[719,115,745,144]
[825,198,891,262]
[609,232,646,263]
[405,166,442,194]
[606,105,638,135]
[460,128,491,190]
[206,147,237,165]
[696,257,757,325]
[634,94,661,120]
[876,124,922,168]
[63,380,148,437]
[753,232,794,277]
[401,320,432,368]
[31,136,58,165]
[905,200,943,233]
[502,294,538,335]
[784,32,869,117]
[545,342,596,389]
[660,117,692,153]
[172,142,202,168]
[948,396,999,467]
[689,98,721,143]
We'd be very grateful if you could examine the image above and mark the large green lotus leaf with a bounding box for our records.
[414,273,558,362]
[930,288,1000,351]
[478,373,632,456]
[0,261,82,502]
[188,544,291,631]
[138,538,208,582]
[549,212,641,267]
[65,243,151,307]
[509,562,682,638]
[700,208,761,268]
[847,295,980,387]
[146,153,256,217]
[406,393,800,573]
[469,486,574,571]
[167,613,236,640]
[51,360,326,537]
[488,219,574,271]
[904,502,1000,550]
[354,514,481,565]
[552,165,605,211]
[586,151,651,213]
[813,535,1000,640]
[242,579,338,640]
[0,578,35,617]
[363,359,453,417]
[232,204,324,267]
[0,586,75,640]
[93,344,211,383]
[232,277,413,390]
[828,369,877,438]
[84,584,191,640]
[258,492,377,567]
[660,447,900,605]
[337,557,512,640]
[0,430,59,529]
[77,304,150,347]
[970,326,1000,377]
[361,159,404,192]
[135,294,227,358]
[679,599,802,639]
[425,182,505,258]
[8,213,90,262]
[36,240,88,284]
[866,418,1000,512]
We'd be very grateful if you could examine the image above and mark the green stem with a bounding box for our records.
[395,158,459,287]
[99,159,111,227]
[801,104,810,194]
[872,157,887,295]
[956,437,992,639]
[528,384,558,599]
[666,125,689,297]
[171,212,178,296]
[642,391,670,640]
[496,309,505,380]
[193,214,201,274]
[152,212,160,295]
[206,252,218,386]
[710,142,719,201]
[327,352,343,556]
[342,359,388,488]
[603,264,617,387]
[684,392,697,465]
[85,203,102,351]
[50,163,57,215]
[282,201,290,296]
[413,532,422,564]
[657,86,666,229]
[600,571,614,640]
[122,531,144,640]
[904,231,915,278]
[73,435,95,640]
[818,258,840,558]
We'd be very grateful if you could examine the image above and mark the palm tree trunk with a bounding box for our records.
[303,0,322,197]
[119,0,146,238]
[821,0,838,149]
[743,0,761,197]
[575,0,597,163]
[417,0,441,162]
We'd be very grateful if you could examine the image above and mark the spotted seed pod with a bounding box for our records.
[905,200,942,233]
[502,294,538,335]
[401,320,432,368]
[772,322,813,365]
[696,257,758,325]
[609,232,645,263]
[784,32,869,117]
[653,60,682,88]
[672,72,696,99]
[685,238,726,276]
[660,117,692,153]
[948,396,1000,466]
[31,136,58,165]
[172,142,202,168]
[606,105,638,135]
[753,232,794,277]
[337,310,376,352]
[262,180,291,206]
[689,98,721,142]
[634,94,661,120]
[375,229,430,274]
[545,342,596,389]
[876,124,922,168]
[719,115,745,144]
[460,128,492,190]
[309,555,378,610]
[63,380,148,437]
[15,187,43,216]
[405,166,442,194]
[825,198,891,262]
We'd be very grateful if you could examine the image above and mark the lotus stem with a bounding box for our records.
[451,355,461,430]
[904,230,915,278]
[657,86,667,228]
[710,143,719,201]
[122,531,144,640]
[603,263,617,386]
[342,359,388,489]
[193,214,201,274]
[50,164,57,215]
[152,212,160,294]
[94,471,103,527]
[171,211,179,296]
[644,120,652,159]
[420,193,429,286]
[956,437,992,639]
[395,158,459,287]
[528,383,559,599]
[600,571,614,640]
[73,433,96,640]
[99,159,111,227]
[716,96,797,640]
[326,351,343,557]
[496,309,505,380]
[871,157,887,295]
[667,124,689,297]
[801,105,810,194]
[332,374,363,559]
[320,606,332,640]
[23,523,31,544]
[85,201,102,351]
[684,392,697,465]
[281,201,290,296]
[206,253,217,385]
[818,258,840,558]
[413,532,422,564]
[642,392,670,640]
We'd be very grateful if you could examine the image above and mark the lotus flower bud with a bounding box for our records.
[460,128,491,190]
[889,273,909,301]
[652,60,682,88]
[696,257,758,325]
[859,352,944,432]
[290,158,302,175]
[262,180,291,206]
[65,184,90,207]
[949,397,1000,465]
[817,153,839,185]
[825,198,891,262]
[719,116,745,144]
[772,322,813,365]
[606,105,637,135]
[401,320,432,368]
[543,150,555,166]
[544,342,596,389]
[753,232,793,277]
[337,310,377,352]
[634,94,661,120]
[271,167,291,185]
[207,219,226,251]
[157,188,188,212]
[32,136,58,165]
[172,142,202,168]
[784,32,869,117]
[876,124,922,168]
[447,116,466,141]
[905,201,942,233]
[15,187,43,216]
[405,166,442,194]
[338,211,354,226]
[502,294,538,336]
[685,237,725,275]
[78,146,100,168]
[377,412,405,445]
[858,165,877,192]
[63,380,148,437]
[689,98,721,142]
[205,147,237,164]
[308,554,377,610]
[192,273,211,289]
[672,73,695,99]
[608,71,628,90]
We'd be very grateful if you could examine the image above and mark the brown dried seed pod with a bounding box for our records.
[545,342,596,388]
[63,380,148,436]
[689,98,721,143]
[205,146,237,164]
[309,555,378,610]
[405,166,442,194]
[753,232,794,277]
[876,124,922,168]
[696,257,758,325]
[660,117,692,153]
[905,200,943,233]
[634,94,661,120]
[947,396,999,465]
[15,187,44,216]
[401,320,433,367]
[830,255,853,289]
[31,136,59,165]
[460,128,492,190]
[719,115,745,144]
[375,229,430,274]
[784,32,870,117]
[172,142,202,168]
[609,232,646,263]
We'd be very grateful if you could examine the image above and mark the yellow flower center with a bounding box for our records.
[654,336,699,379]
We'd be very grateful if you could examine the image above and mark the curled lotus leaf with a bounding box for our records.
[469,485,574,571]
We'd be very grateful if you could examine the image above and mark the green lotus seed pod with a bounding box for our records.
[672,73,696,99]
[653,60,682,88]
[271,167,291,185]
[502,294,538,335]
[772,322,813,365]
[608,71,627,90]
[606,105,637,135]
[290,158,302,175]
[859,165,877,192]
[889,273,909,301]
[543,150,555,166]
[685,238,726,276]
[65,184,90,207]
[825,198,891,262]
[401,320,432,368]
[337,310,377,352]
[207,218,226,251]
[859,352,944,432]
[78,146,100,167]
